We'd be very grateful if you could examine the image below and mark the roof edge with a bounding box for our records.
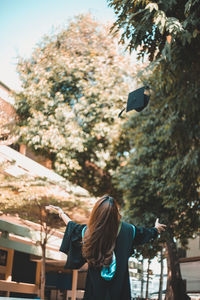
[0,81,11,92]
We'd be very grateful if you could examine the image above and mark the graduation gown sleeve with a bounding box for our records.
[132,226,158,246]
[60,221,86,269]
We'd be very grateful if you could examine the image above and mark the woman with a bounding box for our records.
[46,195,166,300]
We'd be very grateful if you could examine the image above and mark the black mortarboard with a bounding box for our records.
[118,86,150,117]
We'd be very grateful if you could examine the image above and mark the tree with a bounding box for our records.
[108,0,200,298]
[145,258,151,299]
[14,14,136,201]
[158,247,164,300]
[108,0,200,61]
[140,258,144,299]
[114,87,200,299]
[115,94,199,299]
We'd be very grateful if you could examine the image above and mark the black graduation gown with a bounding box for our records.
[60,221,158,300]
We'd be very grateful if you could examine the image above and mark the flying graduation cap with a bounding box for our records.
[118,86,150,117]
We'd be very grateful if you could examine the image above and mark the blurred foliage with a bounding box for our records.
[109,0,200,297]
[109,0,200,245]
[14,14,138,201]
[108,0,200,61]
[0,170,91,230]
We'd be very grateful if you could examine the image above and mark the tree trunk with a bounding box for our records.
[140,258,144,299]
[165,236,188,300]
[145,258,150,300]
[40,244,46,300]
[158,248,164,300]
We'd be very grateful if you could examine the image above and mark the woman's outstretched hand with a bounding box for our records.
[45,205,63,216]
[45,205,71,225]
[155,218,167,233]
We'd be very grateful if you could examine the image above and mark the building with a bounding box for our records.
[0,144,95,299]
[0,81,17,146]
[0,214,88,299]
[129,257,143,298]
[180,234,200,299]
[0,80,54,168]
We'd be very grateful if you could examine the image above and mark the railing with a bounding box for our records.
[0,279,39,294]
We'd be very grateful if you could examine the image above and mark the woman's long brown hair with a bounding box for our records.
[82,195,121,268]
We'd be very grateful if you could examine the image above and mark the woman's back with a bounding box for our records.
[83,221,135,300]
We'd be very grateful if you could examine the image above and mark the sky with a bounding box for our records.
[0,0,116,91]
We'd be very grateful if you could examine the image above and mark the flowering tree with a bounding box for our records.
[14,14,137,201]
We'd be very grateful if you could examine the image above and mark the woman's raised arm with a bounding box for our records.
[45,205,71,225]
